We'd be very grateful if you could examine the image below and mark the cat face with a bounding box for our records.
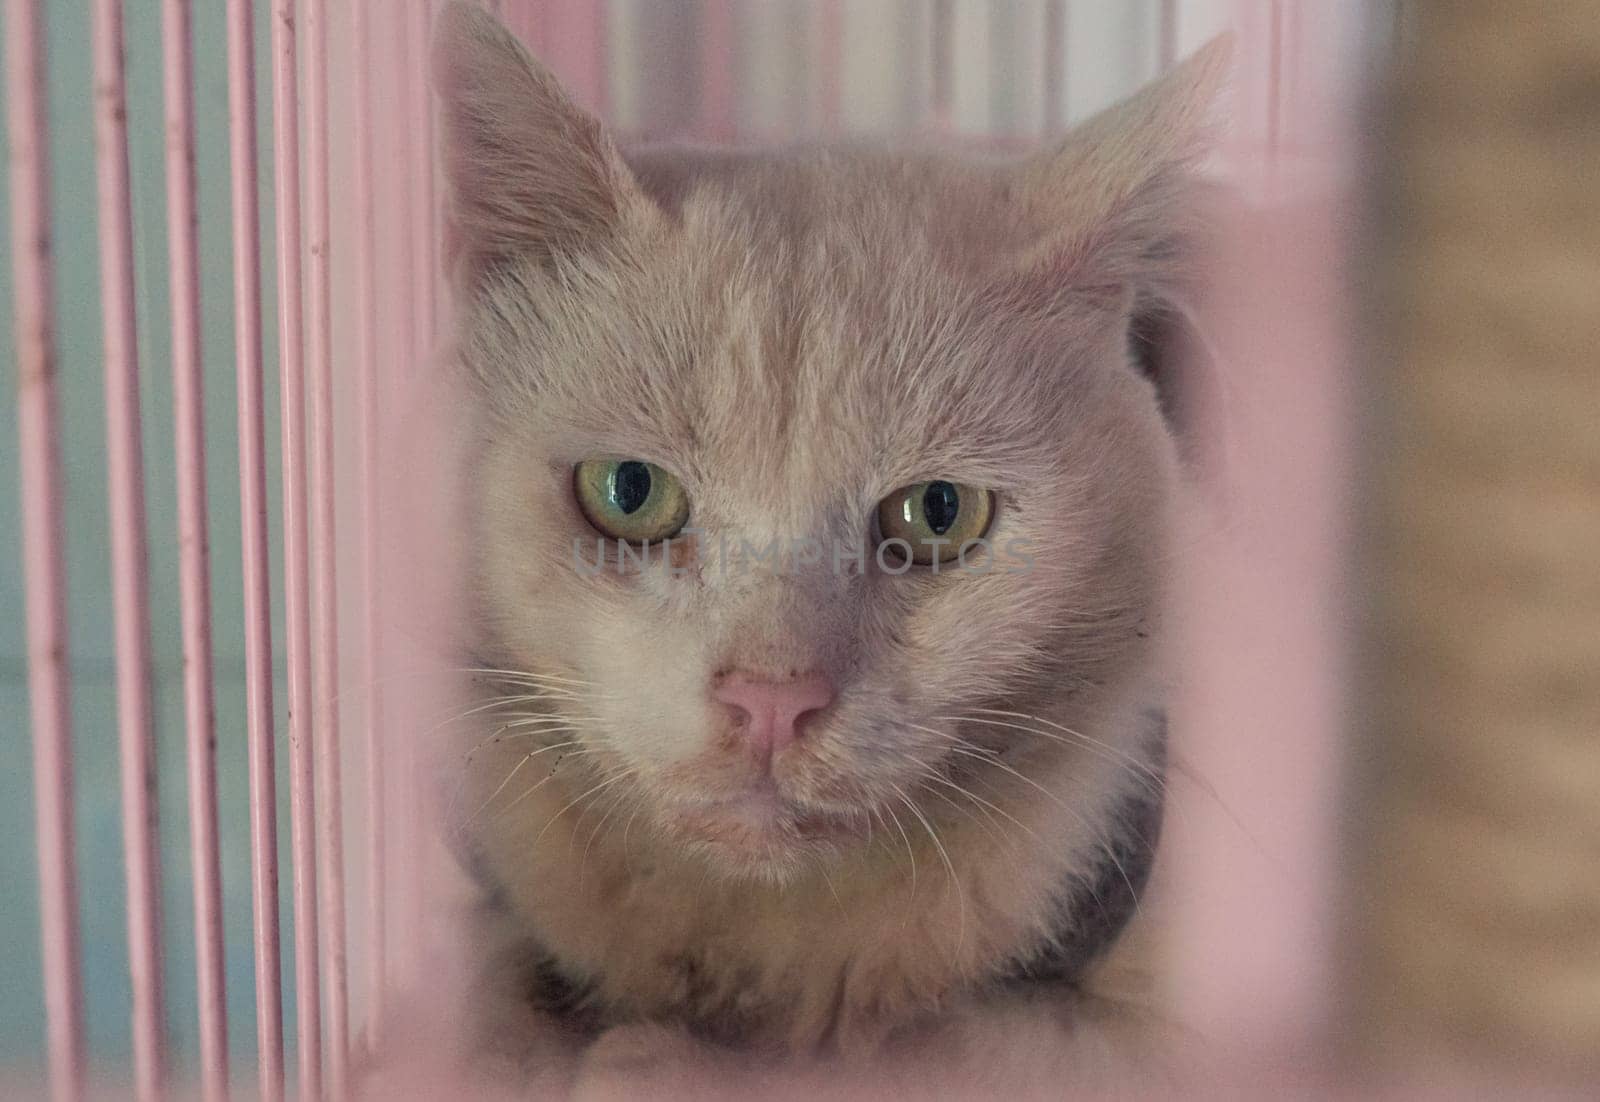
[435,4,1222,881]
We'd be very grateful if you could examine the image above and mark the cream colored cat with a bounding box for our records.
[429,3,1227,1096]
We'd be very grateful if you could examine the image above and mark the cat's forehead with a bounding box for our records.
[487,147,1131,506]
[542,223,1079,504]
[629,145,1039,288]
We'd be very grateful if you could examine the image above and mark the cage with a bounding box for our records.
[4,1,1373,1098]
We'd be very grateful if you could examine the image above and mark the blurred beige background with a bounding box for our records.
[1355,0,1600,1081]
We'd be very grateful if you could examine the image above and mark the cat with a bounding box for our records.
[425,3,1227,1096]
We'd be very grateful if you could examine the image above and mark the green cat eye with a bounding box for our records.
[877,481,995,565]
[573,459,691,543]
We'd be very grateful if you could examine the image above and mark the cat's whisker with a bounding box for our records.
[598,785,646,869]
[893,784,966,963]
[570,769,634,844]
[491,711,609,733]
[946,709,1182,833]
[477,718,585,738]
[618,798,650,876]
[482,746,616,827]
[880,802,918,901]
[902,721,1138,910]
[451,709,609,760]
[958,709,1167,789]
[533,769,638,849]
[463,724,581,764]
[485,772,566,828]
[940,743,1144,919]
[944,710,1140,769]
[899,746,1046,849]
[413,690,589,741]
[454,666,605,691]
[470,691,585,713]
[468,751,539,824]
[814,858,847,918]
[576,781,638,889]
[937,713,1168,805]
[320,662,610,713]
[912,767,1017,858]
[464,739,586,826]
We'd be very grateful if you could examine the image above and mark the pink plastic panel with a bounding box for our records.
[1160,0,1354,1077]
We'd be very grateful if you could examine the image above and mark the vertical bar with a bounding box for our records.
[409,0,438,355]
[1164,0,1353,1067]
[269,1,324,1098]
[396,0,422,991]
[697,0,735,140]
[1267,0,1284,163]
[225,0,286,1095]
[90,2,167,1097]
[593,1,611,120]
[1042,0,1064,134]
[393,0,429,992]
[511,0,544,53]
[5,0,88,1097]
[390,3,417,382]
[929,0,953,131]
[304,0,350,1095]
[542,0,609,114]
[383,4,416,990]
[350,0,388,1050]
[1280,0,1300,157]
[1159,0,1178,71]
[810,0,842,134]
[158,1,229,1097]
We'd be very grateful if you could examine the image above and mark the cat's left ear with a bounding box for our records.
[431,2,661,289]
[1015,35,1230,304]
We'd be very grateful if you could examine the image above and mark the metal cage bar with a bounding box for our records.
[304,0,351,1094]
[6,0,88,1096]
[350,0,389,1058]
[224,0,286,1096]
[158,0,230,1096]
[268,2,324,1098]
[90,1,167,1095]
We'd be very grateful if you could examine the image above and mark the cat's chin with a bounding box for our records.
[673,790,862,880]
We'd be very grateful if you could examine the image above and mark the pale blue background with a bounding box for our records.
[0,3,303,1082]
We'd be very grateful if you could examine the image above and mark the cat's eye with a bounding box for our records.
[573,459,691,543]
[876,481,995,565]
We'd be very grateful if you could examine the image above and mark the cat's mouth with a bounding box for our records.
[676,785,863,855]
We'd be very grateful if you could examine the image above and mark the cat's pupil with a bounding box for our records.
[612,462,652,514]
[922,481,961,535]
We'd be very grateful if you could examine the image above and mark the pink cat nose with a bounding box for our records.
[713,672,836,757]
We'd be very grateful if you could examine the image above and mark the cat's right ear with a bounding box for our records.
[432,2,659,287]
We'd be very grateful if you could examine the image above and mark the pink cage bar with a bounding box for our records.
[4,1,1353,1097]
